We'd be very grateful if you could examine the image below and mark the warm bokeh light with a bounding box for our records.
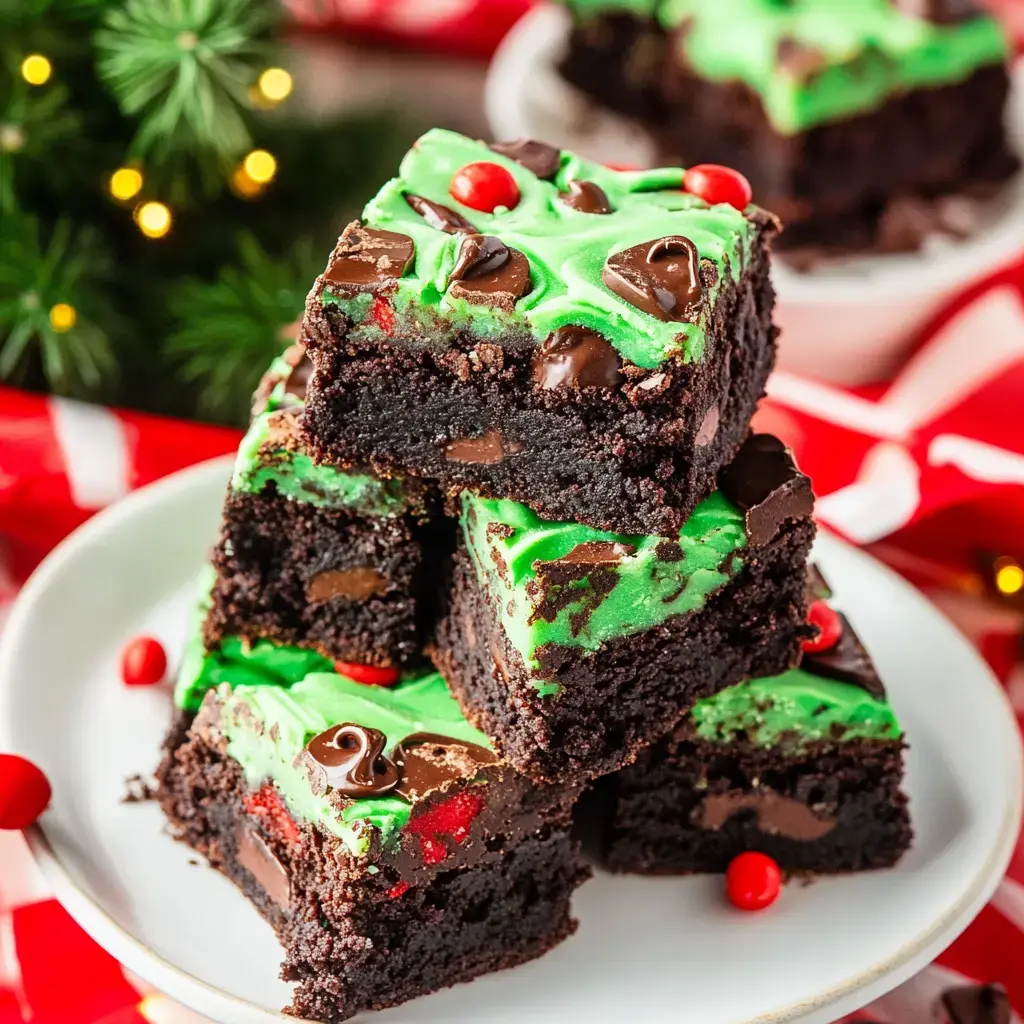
[994,558,1024,596]
[109,167,143,201]
[136,200,172,239]
[230,166,263,198]
[20,54,52,86]
[257,67,293,103]
[49,303,77,332]
[243,149,277,184]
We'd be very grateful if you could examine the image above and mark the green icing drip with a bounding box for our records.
[461,489,746,691]
[691,667,902,751]
[219,671,494,856]
[327,128,756,369]
[657,0,1009,134]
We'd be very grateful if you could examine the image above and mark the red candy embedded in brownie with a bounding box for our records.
[802,600,843,654]
[387,881,411,899]
[369,295,395,334]
[243,784,301,847]
[450,162,520,213]
[726,851,781,911]
[120,635,167,686]
[683,164,752,211]
[406,791,484,864]
[333,661,400,686]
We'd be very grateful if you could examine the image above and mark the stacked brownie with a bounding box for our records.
[559,0,1019,255]
[157,128,910,1023]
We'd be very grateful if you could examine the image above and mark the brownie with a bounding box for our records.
[204,345,447,670]
[158,643,589,1022]
[559,0,1019,255]
[301,127,780,536]
[432,434,816,784]
[581,583,913,874]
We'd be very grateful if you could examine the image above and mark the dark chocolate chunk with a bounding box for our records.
[939,984,1011,1024]
[448,234,532,309]
[306,568,388,602]
[324,224,415,293]
[305,724,400,798]
[404,193,477,234]
[235,823,290,911]
[694,405,719,447]
[776,38,828,81]
[802,613,887,700]
[717,434,814,547]
[558,180,612,214]
[533,325,623,390]
[445,429,523,465]
[556,541,635,565]
[602,236,702,321]
[393,732,499,803]
[894,0,982,25]
[698,789,837,841]
[489,139,561,180]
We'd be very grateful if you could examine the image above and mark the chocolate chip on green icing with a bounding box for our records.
[448,234,532,308]
[802,613,886,700]
[894,0,982,25]
[306,568,388,602]
[776,37,828,81]
[305,724,401,798]
[489,139,561,180]
[532,325,623,390]
[602,236,702,322]
[404,193,477,234]
[697,789,837,840]
[559,179,612,214]
[324,224,415,292]
[393,733,499,803]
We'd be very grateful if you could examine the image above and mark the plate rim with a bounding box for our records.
[1,455,1021,1024]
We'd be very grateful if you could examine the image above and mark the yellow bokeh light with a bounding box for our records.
[136,201,172,239]
[109,167,144,201]
[230,166,264,199]
[243,149,277,185]
[21,54,52,86]
[49,303,77,332]
[258,67,293,103]
[995,560,1024,596]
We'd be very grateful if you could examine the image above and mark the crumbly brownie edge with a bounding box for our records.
[432,515,815,786]
[581,731,911,875]
[300,221,778,537]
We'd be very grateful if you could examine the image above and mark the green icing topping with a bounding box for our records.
[657,0,1009,134]
[219,671,494,856]
[461,489,746,692]
[691,667,902,751]
[326,128,757,368]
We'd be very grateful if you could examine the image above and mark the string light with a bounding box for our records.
[230,166,263,199]
[243,149,277,185]
[20,55,52,86]
[49,303,77,332]
[110,167,143,201]
[135,201,172,239]
[0,125,25,152]
[994,556,1024,597]
[257,67,293,104]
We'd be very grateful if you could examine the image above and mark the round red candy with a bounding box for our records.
[726,851,781,911]
[683,164,752,211]
[450,162,520,213]
[120,635,167,686]
[802,600,842,654]
[334,661,400,686]
[0,754,52,830]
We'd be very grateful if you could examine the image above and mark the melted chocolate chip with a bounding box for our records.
[894,0,981,24]
[451,234,510,280]
[602,236,702,321]
[717,434,814,547]
[489,139,561,180]
[698,789,836,841]
[393,732,499,803]
[802,613,886,700]
[404,193,477,234]
[533,325,622,390]
[235,823,290,911]
[559,180,612,214]
[306,568,388,602]
[939,984,1011,1024]
[444,429,523,465]
[324,225,415,293]
[694,404,719,447]
[304,724,400,798]
[448,234,532,309]
[556,541,635,565]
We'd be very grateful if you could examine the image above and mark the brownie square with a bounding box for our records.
[301,127,780,536]
[158,652,588,1023]
[432,434,816,784]
[581,581,912,874]
[203,345,446,671]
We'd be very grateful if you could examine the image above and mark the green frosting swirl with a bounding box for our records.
[691,667,902,750]
[461,489,746,694]
[324,128,758,368]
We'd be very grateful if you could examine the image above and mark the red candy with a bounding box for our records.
[333,661,400,686]
[0,754,52,830]
[450,161,520,213]
[369,295,395,334]
[802,600,843,654]
[120,635,167,686]
[683,164,752,211]
[407,791,484,864]
[387,881,411,899]
[726,851,782,911]
[243,784,301,846]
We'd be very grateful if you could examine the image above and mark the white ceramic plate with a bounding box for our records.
[0,457,1020,1024]
[486,5,1024,384]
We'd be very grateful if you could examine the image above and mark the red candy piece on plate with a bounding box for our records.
[0,754,52,830]
[802,600,843,653]
[450,162,520,213]
[333,661,400,686]
[726,851,782,911]
[683,164,752,211]
[120,635,167,686]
